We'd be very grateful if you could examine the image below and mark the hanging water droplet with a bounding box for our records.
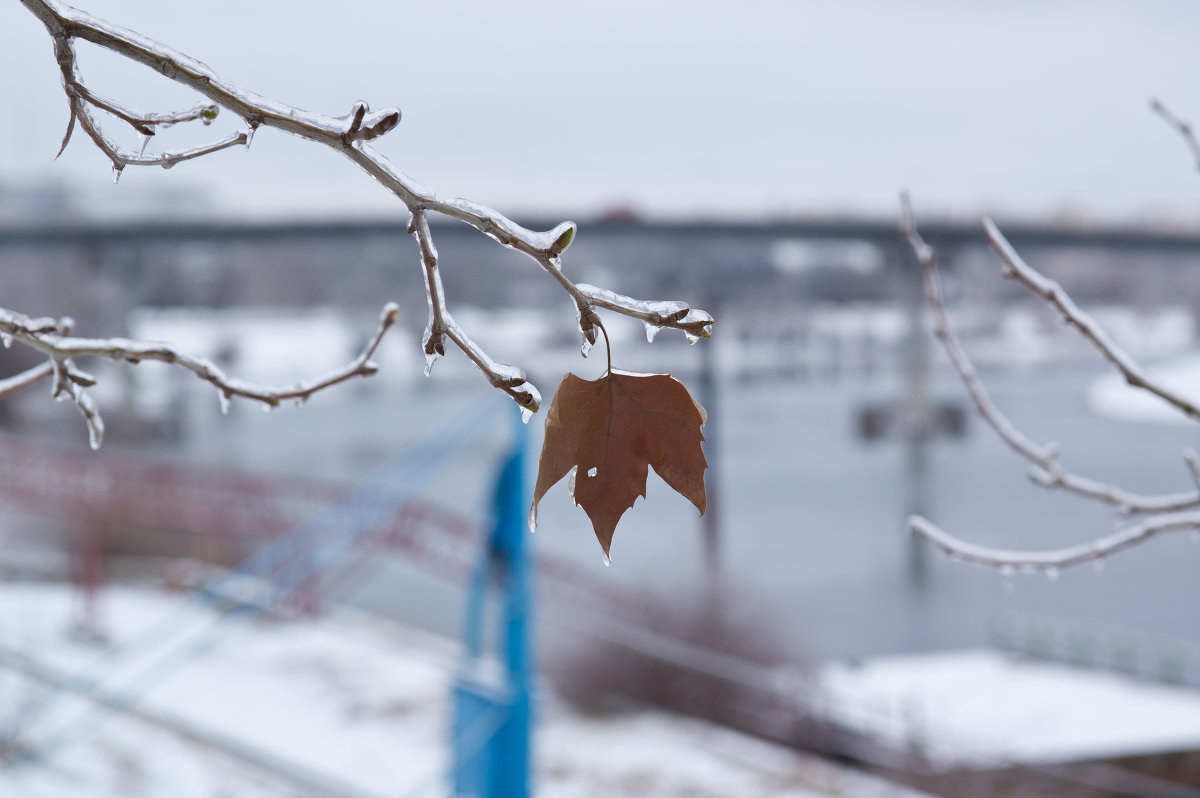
[111,165,124,184]
[1045,566,1060,582]
[1,333,12,349]
[602,553,611,567]
[293,396,307,408]
[261,401,275,413]
[520,405,533,424]
[218,391,232,415]
[1093,557,1106,575]
[580,336,593,358]
[424,350,440,377]
[643,321,660,343]
[1000,564,1015,593]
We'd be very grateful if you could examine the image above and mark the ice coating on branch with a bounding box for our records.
[423,350,440,377]
[87,417,103,450]
[575,285,713,342]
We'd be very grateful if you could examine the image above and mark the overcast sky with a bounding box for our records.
[3,1,1200,224]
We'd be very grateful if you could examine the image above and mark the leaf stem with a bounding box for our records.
[595,318,612,375]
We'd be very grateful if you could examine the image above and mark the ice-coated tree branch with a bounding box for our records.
[984,218,1200,423]
[909,512,1200,573]
[901,195,1200,574]
[17,0,713,427]
[0,303,400,448]
[900,195,1200,516]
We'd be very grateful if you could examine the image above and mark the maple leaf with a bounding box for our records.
[530,369,707,559]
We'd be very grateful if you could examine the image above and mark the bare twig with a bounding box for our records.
[985,218,1200,423]
[71,82,217,136]
[909,512,1200,573]
[16,0,713,423]
[0,303,400,447]
[1151,98,1200,172]
[900,195,1200,515]
[0,362,54,400]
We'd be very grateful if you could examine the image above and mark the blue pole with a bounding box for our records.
[452,407,532,798]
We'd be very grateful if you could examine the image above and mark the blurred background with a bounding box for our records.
[2,2,1200,796]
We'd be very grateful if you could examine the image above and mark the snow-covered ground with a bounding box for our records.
[821,649,1200,768]
[0,583,926,798]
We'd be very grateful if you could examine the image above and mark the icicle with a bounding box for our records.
[1093,557,1106,575]
[1,333,11,349]
[137,132,151,157]
[643,321,661,343]
[580,336,593,358]
[293,396,307,408]
[528,506,538,534]
[602,552,611,567]
[244,126,256,150]
[218,391,232,415]
[261,401,275,413]
[1045,565,1060,582]
[423,350,440,377]
[87,424,102,451]
[520,405,533,424]
[1000,564,1015,593]
[685,331,700,345]
[111,165,124,184]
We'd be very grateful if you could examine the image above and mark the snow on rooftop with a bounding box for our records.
[820,649,1200,768]
[0,583,923,798]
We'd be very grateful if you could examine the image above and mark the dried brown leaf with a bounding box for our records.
[531,369,707,558]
